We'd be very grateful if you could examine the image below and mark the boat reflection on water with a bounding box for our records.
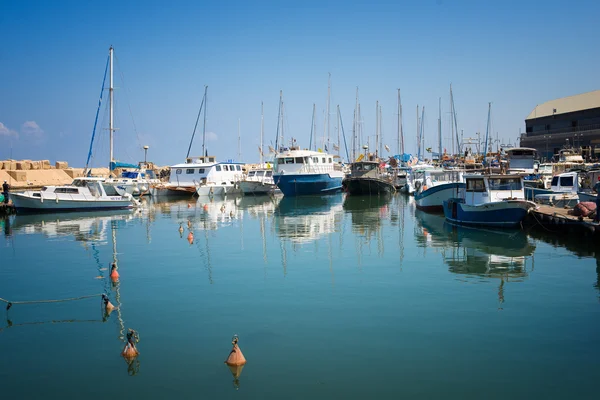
[343,194,392,235]
[236,195,282,219]
[152,195,243,231]
[274,195,343,244]
[9,210,135,243]
[415,210,535,306]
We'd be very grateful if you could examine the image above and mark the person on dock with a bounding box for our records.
[594,177,600,223]
[2,180,9,204]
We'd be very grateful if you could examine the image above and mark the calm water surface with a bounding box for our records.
[1,194,599,399]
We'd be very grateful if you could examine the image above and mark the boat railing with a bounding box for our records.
[297,164,336,175]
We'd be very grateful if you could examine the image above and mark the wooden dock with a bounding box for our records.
[526,204,600,239]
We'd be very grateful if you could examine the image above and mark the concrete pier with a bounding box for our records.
[526,204,600,239]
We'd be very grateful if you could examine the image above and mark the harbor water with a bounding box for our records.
[1,194,599,399]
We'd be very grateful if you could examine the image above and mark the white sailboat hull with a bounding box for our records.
[12,193,133,212]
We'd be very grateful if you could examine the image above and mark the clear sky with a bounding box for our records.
[1,0,599,167]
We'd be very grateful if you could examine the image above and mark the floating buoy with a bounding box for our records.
[122,328,140,359]
[229,211,234,218]
[187,231,194,244]
[188,203,192,208]
[187,220,192,229]
[110,263,119,281]
[225,335,247,366]
[102,294,115,314]
[178,223,184,234]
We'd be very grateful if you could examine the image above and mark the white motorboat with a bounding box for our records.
[105,164,161,197]
[11,177,136,212]
[240,168,279,195]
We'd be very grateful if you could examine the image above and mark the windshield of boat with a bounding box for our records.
[248,171,256,177]
[102,183,121,196]
[488,177,522,190]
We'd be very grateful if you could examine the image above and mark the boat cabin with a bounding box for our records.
[549,171,580,194]
[462,174,525,203]
[274,150,339,175]
[506,147,537,174]
[170,157,245,187]
[557,149,584,164]
[349,161,385,178]
[36,178,122,198]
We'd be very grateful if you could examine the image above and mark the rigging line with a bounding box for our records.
[84,54,110,174]
[187,89,206,159]
[115,54,143,149]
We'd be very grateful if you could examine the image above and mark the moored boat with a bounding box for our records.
[273,147,344,196]
[343,161,396,195]
[443,174,537,227]
[240,168,279,195]
[414,169,465,211]
[11,177,136,213]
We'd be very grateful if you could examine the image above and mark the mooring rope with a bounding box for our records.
[0,293,103,308]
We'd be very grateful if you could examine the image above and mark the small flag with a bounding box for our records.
[333,144,339,151]
[324,144,328,152]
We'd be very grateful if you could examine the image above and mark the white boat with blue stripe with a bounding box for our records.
[414,169,465,211]
[443,174,537,227]
[273,147,344,196]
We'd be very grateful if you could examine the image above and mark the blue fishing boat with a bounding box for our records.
[443,174,537,227]
[414,169,465,211]
[273,147,345,196]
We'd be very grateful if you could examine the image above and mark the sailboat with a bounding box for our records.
[11,47,137,213]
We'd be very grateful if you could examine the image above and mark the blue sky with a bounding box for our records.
[1,0,599,167]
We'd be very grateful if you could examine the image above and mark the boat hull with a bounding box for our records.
[415,182,465,211]
[196,184,242,197]
[150,186,196,198]
[11,193,133,213]
[443,198,536,228]
[239,181,279,195]
[344,177,396,195]
[274,173,343,196]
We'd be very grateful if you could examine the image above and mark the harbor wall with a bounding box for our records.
[0,159,110,189]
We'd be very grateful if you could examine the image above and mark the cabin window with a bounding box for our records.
[322,157,326,163]
[248,171,256,177]
[285,158,294,164]
[102,184,120,196]
[32,193,41,197]
[55,188,79,194]
[186,169,195,174]
[266,171,273,177]
[223,165,228,171]
[198,168,205,174]
[41,186,48,191]
[176,169,182,174]
[277,158,285,164]
[229,165,235,171]
[488,178,522,190]
[216,166,221,171]
[313,157,319,163]
[256,170,265,177]
[236,165,241,171]
[466,178,486,192]
[295,157,304,164]
[551,176,558,186]
[328,158,332,163]
[559,176,574,187]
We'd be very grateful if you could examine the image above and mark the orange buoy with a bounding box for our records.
[102,294,115,314]
[122,329,140,359]
[110,263,119,280]
[225,335,247,366]
[187,231,194,244]
[203,204,209,211]
[187,203,192,208]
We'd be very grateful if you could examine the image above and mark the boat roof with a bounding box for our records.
[170,161,245,168]
[72,177,106,181]
[276,149,334,157]
[505,147,537,153]
[464,174,523,179]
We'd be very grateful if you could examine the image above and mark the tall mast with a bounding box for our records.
[450,84,460,155]
[326,73,331,152]
[438,97,442,158]
[421,107,425,160]
[109,46,114,169]
[484,102,491,164]
[275,90,282,152]
[201,85,208,157]
[353,87,359,160]
[281,95,285,148]
[260,102,264,164]
[379,104,383,156]
[416,105,419,158]
[397,89,401,155]
[450,85,454,155]
[375,100,379,157]
[336,103,340,157]
[237,118,241,161]
[310,103,316,151]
